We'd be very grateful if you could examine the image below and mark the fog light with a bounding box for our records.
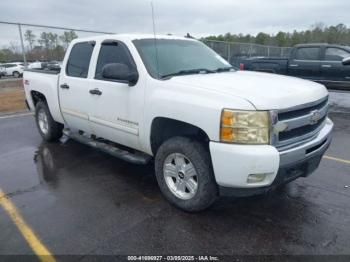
[247,173,267,184]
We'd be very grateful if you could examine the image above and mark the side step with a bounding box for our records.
[63,129,152,165]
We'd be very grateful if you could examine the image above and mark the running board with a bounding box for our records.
[63,129,152,165]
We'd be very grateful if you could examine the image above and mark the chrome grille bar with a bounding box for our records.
[272,96,329,150]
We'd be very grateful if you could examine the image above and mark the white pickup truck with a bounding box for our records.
[23,34,333,211]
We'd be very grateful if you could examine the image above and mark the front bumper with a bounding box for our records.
[210,118,333,197]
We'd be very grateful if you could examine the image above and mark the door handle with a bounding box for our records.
[89,89,102,95]
[321,65,332,68]
[60,83,70,89]
[289,64,299,67]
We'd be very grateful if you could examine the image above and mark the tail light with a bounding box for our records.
[239,63,245,71]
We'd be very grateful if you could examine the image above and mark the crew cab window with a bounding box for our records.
[95,41,135,80]
[66,42,94,78]
[295,47,320,61]
[325,48,350,61]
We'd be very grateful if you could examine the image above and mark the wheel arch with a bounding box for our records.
[150,117,210,155]
[30,90,48,106]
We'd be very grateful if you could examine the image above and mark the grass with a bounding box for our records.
[0,79,27,113]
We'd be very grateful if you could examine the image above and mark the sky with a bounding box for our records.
[0,0,349,47]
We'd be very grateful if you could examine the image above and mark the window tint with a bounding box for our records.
[66,42,94,78]
[95,42,135,80]
[295,47,320,60]
[325,48,350,61]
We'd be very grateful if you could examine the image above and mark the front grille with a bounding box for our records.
[275,96,329,149]
[278,98,328,121]
[279,116,326,141]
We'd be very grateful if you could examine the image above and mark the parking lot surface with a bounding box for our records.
[0,111,349,259]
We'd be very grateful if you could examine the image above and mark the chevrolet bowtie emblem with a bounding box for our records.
[310,110,321,125]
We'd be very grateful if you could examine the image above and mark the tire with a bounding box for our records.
[35,101,63,142]
[13,71,20,78]
[155,137,218,212]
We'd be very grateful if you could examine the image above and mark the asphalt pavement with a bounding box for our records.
[0,110,349,260]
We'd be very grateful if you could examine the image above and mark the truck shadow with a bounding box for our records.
[32,139,333,254]
[34,138,310,215]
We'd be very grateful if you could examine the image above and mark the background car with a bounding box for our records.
[0,64,6,78]
[27,61,61,72]
[2,62,25,78]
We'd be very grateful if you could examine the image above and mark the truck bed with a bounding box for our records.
[24,68,61,75]
[234,57,289,74]
[23,69,64,123]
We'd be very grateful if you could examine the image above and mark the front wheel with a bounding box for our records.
[35,101,63,142]
[155,137,218,212]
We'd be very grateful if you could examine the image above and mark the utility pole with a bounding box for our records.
[18,23,27,66]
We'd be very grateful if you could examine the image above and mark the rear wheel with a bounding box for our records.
[155,137,218,212]
[13,71,20,78]
[35,102,63,142]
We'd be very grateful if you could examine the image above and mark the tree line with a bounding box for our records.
[2,23,350,63]
[203,23,350,47]
[0,30,78,63]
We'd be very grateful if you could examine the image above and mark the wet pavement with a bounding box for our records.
[0,112,349,258]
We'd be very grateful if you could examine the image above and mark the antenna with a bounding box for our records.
[151,2,160,78]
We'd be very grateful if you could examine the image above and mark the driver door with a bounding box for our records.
[321,47,350,82]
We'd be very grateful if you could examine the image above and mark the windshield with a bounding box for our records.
[133,39,234,79]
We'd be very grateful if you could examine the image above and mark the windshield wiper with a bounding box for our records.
[215,66,236,72]
[160,68,215,79]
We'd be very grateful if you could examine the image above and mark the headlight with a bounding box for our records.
[220,109,270,144]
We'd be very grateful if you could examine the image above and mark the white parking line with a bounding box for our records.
[0,112,33,120]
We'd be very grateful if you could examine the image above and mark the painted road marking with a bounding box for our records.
[324,155,350,165]
[0,112,33,120]
[0,189,56,262]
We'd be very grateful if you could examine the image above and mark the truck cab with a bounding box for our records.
[24,34,333,212]
[237,43,350,91]
[290,44,350,86]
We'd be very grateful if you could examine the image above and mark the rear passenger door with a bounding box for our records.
[59,41,95,134]
[288,46,322,80]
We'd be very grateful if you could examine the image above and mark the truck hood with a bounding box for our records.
[169,71,328,110]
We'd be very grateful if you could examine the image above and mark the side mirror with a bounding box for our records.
[102,63,138,85]
[342,57,350,66]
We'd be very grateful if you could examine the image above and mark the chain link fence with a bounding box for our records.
[203,39,292,65]
[0,21,112,66]
[0,21,292,68]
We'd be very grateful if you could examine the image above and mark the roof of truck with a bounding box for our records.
[295,43,350,49]
[73,34,196,42]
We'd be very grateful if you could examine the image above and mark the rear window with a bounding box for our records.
[66,42,95,78]
[295,47,320,61]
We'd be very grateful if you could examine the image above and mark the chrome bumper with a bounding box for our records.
[279,117,333,166]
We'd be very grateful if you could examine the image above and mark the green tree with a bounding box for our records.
[275,31,287,46]
[255,32,270,45]
[48,33,59,48]
[203,23,350,47]
[38,32,50,49]
[24,30,36,51]
[59,30,78,49]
